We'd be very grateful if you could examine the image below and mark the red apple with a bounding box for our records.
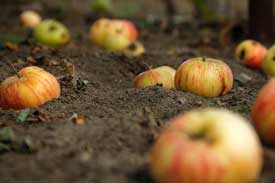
[175,57,233,97]
[0,66,60,110]
[111,19,138,42]
[235,40,267,69]
[252,78,275,145]
[150,108,263,183]
[134,66,176,89]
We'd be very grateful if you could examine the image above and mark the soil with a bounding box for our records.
[0,1,275,183]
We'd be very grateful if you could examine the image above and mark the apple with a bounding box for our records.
[89,18,111,46]
[252,78,275,145]
[235,40,267,69]
[103,32,131,51]
[262,45,275,76]
[0,66,60,110]
[175,57,233,97]
[134,66,176,89]
[122,41,145,57]
[20,10,42,28]
[150,108,263,183]
[111,19,138,42]
[90,0,112,14]
[33,19,70,46]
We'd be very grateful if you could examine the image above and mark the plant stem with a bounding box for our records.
[10,64,20,78]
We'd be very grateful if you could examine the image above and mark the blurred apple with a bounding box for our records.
[134,66,176,89]
[89,18,111,47]
[252,78,275,145]
[122,41,145,57]
[33,19,70,46]
[20,10,42,28]
[262,45,275,76]
[0,66,60,110]
[235,40,267,69]
[90,0,112,14]
[175,57,233,97]
[112,20,138,42]
[103,32,131,51]
[151,108,263,183]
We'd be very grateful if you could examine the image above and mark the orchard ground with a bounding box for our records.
[0,0,275,182]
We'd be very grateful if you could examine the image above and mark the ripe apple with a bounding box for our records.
[111,20,138,42]
[103,31,131,51]
[235,40,267,69]
[262,45,275,76]
[0,66,60,110]
[33,19,70,46]
[150,108,263,183]
[122,41,145,57]
[175,57,233,97]
[20,10,42,28]
[252,78,275,145]
[134,66,176,89]
[89,18,111,47]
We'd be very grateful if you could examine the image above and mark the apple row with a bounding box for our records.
[20,11,145,58]
[236,39,275,76]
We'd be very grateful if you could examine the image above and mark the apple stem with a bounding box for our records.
[202,56,206,62]
[10,64,21,78]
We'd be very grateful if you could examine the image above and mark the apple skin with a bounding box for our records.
[103,33,131,51]
[235,40,267,69]
[0,66,60,110]
[175,57,233,97]
[89,18,111,47]
[122,41,145,57]
[150,108,263,183]
[20,10,42,28]
[252,78,275,145]
[134,66,176,89]
[262,45,275,76]
[33,19,70,47]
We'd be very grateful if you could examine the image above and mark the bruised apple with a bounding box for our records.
[150,108,263,183]
[33,19,70,46]
[252,78,275,145]
[235,40,267,69]
[0,66,60,110]
[134,66,176,89]
[262,45,275,76]
[175,57,233,97]
[20,10,42,28]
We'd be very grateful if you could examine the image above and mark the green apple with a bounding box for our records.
[33,19,70,46]
[90,0,112,14]
[262,45,275,75]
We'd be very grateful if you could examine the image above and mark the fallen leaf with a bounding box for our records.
[16,109,31,124]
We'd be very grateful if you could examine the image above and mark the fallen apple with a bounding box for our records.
[252,78,275,145]
[89,18,111,47]
[90,0,112,14]
[20,10,42,28]
[262,45,275,76]
[103,31,131,51]
[122,41,145,57]
[33,19,70,46]
[134,66,176,89]
[235,40,267,69]
[0,66,60,110]
[150,108,263,183]
[111,19,138,42]
[175,57,233,97]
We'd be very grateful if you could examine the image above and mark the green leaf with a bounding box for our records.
[0,34,25,47]
[0,128,15,143]
[16,109,31,124]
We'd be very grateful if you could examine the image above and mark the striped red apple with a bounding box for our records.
[175,57,233,97]
[252,78,275,145]
[235,40,267,69]
[0,66,60,110]
[134,66,176,89]
[150,108,263,183]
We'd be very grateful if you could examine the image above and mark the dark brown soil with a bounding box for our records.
[0,1,275,183]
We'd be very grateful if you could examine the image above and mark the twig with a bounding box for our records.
[9,64,20,78]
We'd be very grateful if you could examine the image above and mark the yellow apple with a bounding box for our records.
[122,41,145,57]
[262,45,275,76]
[20,10,42,28]
[134,66,176,89]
